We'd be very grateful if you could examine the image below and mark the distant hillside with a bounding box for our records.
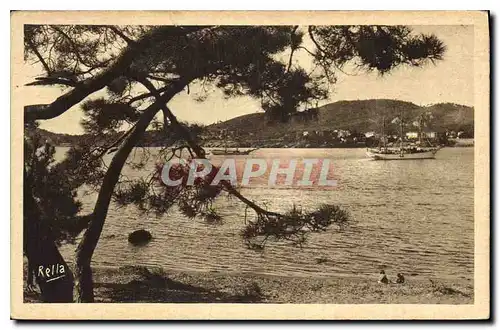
[208,99,474,136]
[33,128,85,146]
[32,127,200,148]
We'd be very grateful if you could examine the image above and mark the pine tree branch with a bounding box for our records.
[108,26,136,45]
[127,85,171,105]
[285,26,299,74]
[133,75,282,218]
[51,26,98,69]
[25,37,51,75]
[25,77,78,87]
[24,26,213,122]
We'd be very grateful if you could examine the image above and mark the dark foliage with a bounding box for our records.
[309,26,446,75]
[241,204,350,250]
[24,126,87,244]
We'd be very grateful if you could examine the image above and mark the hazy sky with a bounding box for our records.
[20,25,473,134]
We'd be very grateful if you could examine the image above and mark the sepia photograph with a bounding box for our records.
[10,10,490,320]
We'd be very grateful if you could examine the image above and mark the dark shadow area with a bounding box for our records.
[24,266,265,303]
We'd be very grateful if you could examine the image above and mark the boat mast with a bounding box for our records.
[400,111,404,156]
[418,114,423,145]
[382,115,386,151]
[224,129,228,152]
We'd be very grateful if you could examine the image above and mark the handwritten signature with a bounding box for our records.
[37,263,66,283]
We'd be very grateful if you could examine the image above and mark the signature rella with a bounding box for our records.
[160,158,338,187]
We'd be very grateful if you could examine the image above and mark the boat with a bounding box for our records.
[209,147,259,156]
[367,112,441,160]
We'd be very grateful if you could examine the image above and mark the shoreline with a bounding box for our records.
[24,265,473,304]
[197,142,474,149]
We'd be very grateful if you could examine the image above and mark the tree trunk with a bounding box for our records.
[74,262,94,302]
[26,240,75,303]
[74,80,189,302]
[24,181,74,303]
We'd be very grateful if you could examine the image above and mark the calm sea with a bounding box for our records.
[56,147,474,282]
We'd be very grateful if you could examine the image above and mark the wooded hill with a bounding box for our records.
[207,99,474,137]
[33,99,474,146]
